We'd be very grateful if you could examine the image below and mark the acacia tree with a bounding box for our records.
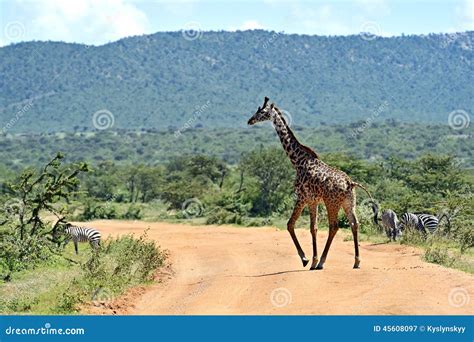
[0,153,89,279]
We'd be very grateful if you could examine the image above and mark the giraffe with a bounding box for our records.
[247,97,375,270]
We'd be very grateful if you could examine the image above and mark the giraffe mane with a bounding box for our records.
[273,106,320,159]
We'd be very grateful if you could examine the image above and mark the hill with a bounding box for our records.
[0,31,472,133]
[0,122,471,171]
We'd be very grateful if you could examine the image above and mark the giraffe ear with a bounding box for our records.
[270,103,274,109]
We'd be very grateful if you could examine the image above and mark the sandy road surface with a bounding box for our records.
[84,220,473,315]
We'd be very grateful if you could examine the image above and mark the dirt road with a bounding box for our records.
[86,220,473,315]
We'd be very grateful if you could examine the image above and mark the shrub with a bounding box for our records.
[424,244,456,267]
[400,228,427,246]
[51,231,168,313]
[79,201,117,220]
[206,208,243,225]
[121,205,143,220]
[82,231,167,291]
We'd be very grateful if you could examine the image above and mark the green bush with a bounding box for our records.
[82,231,167,289]
[51,231,168,313]
[206,208,243,225]
[121,205,143,220]
[424,244,456,267]
[0,231,57,280]
[79,201,117,220]
[0,296,39,313]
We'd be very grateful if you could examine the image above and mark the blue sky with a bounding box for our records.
[1,0,473,46]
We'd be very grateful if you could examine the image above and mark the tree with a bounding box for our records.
[240,148,293,216]
[0,153,89,279]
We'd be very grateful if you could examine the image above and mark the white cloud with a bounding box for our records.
[228,20,265,31]
[240,20,265,30]
[455,0,474,30]
[290,5,352,36]
[354,0,391,16]
[11,0,150,45]
[287,2,394,37]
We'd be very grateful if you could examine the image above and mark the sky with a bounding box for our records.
[0,0,473,47]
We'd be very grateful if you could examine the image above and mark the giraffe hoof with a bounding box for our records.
[353,264,360,269]
[315,264,324,270]
[302,258,309,267]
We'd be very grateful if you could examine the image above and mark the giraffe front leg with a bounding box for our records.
[287,201,308,267]
[309,203,319,270]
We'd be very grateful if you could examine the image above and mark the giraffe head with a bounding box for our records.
[247,96,274,125]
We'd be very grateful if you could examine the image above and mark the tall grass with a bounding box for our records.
[0,231,168,314]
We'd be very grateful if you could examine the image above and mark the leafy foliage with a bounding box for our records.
[0,154,89,280]
[0,123,471,170]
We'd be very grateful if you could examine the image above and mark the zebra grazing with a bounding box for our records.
[64,223,101,254]
[399,213,440,234]
[370,202,401,240]
[381,210,401,241]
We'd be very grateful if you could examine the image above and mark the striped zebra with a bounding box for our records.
[399,213,440,234]
[64,223,101,254]
[370,202,401,240]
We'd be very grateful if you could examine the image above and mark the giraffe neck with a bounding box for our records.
[271,107,317,167]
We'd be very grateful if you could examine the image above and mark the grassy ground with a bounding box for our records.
[0,233,167,314]
[0,244,86,314]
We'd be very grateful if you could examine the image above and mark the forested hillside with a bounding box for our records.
[0,122,471,171]
[0,31,472,133]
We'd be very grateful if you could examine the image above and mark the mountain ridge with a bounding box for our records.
[1,30,472,133]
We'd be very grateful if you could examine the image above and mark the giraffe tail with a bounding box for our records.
[351,182,373,200]
[351,182,379,225]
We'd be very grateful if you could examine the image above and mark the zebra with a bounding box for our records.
[399,213,448,235]
[370,202,401,240]
[64,223,101,254]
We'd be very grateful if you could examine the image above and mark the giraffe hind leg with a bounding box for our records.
[316,206,340,270]
[343,201,361,269]
[309,203,319,270]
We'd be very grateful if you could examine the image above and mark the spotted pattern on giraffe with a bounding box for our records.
[248,97,375,270]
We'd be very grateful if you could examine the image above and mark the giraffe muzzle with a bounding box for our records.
[248,118,256,125]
